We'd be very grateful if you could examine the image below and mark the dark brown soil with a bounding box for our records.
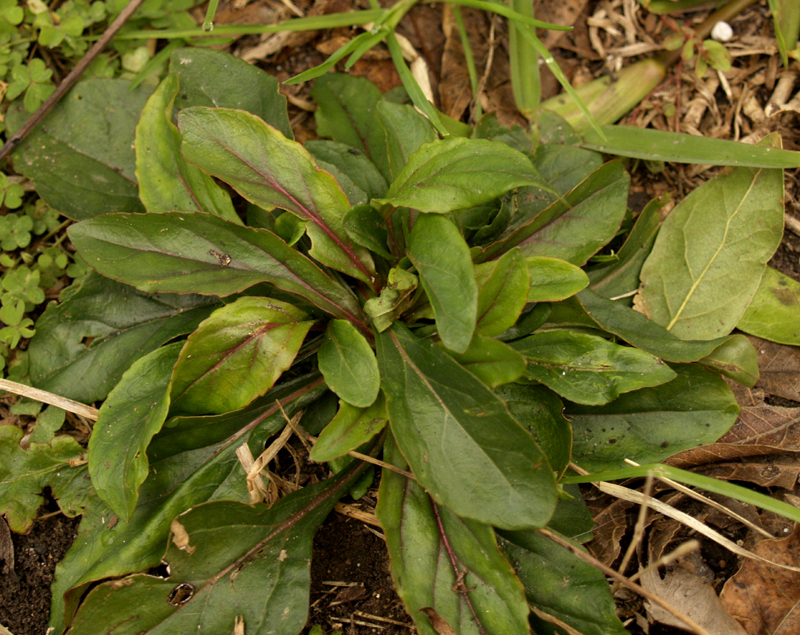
[304,512,412,634]
[0,506,79,635]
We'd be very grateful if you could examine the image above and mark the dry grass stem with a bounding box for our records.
[0,378,99,421]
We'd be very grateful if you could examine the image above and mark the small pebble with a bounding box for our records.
[711,21,733,43]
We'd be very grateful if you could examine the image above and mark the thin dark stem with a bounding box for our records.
[431,501,488,635]
[0,0,147,164]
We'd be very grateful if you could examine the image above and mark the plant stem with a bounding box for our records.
[0,0,147,164]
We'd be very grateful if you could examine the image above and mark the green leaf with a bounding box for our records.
[28,271,219,404]
[500,530,628,635]
[171,297,313,415]
[474,248,531,337]
[377,324,557,530]
[0,426,91,533]
[65,466,367,635]
[49,377,327,635]
[310,73,390,181]
[363,267,418,332]
[698,334,759,387]
[738,266,800,345]
[575,288,734,363]
[582,125,800,168]
[317,319,380,408]
[568,364,739,471]
[511,330,677,406]
[305,140,388,200]
[587,196,662,298]
[495,383,571,478]
[527,256,589,302]
[178,107,377,287]
[135,72,239,223]
[374,137,550,213]
[342,204,392,260]
[67,212,367,329]
[532,143,604,196]
[8,79,152,220]
[377,100,438,181]
[442,335,527,388]
[479,161,630,265]
[89,343,181,521]
[170,47,293,139]
[309,395,387,463]
[638,137,785,340]
[376,435,532,635]
[409,214,477,353]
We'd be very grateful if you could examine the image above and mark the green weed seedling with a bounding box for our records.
[1,39,799,634]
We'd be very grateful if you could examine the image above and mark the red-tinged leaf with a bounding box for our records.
[67,212,368,331]
[376,435,532,635]
[178,107,377,287]
[170,297,313,415]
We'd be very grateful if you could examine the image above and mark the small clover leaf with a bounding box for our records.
[0,318,34,349]
[0,213,33,250]
[3,266,45,307]
[7,59,55,112]
[26,199,60,235]
[0,295,24,326]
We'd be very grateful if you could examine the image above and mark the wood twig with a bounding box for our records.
[0,0,147,164]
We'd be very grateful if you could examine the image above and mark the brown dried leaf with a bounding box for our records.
[721,525,800,635]
[419,607,458,635]
[697,455,800,490]
[439,4,473,121]
[586,495,634,565]
[666,404,800,468]
[749,336,800,404]
[642,567,748,634]
[535,0,590,49]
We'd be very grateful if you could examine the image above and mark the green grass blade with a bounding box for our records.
[563,463,800,524]
[285,33,371,84]
[385,31,449,136]
[202,0,221,31]
[507,0,540,120]
[111,9,386,39]
[518,25,603,137]
[345,27,390,69]
[582,125,800,168]
[437,0,571,31]
[452,5,481,120]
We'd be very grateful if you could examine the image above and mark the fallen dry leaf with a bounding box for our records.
[642,566,748,635]
[697,455,800,490]
[535,0,590,49]
[439,4,475,121]
[419,607,457,635]
[749,336,800,404]
[666,403,800,467]
[586,495,634,566]
[721,525,800,635]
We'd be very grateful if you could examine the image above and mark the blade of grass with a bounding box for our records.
[452,5,481,120]
[562,463,800,524]
[202,0,220,31]
[285,30,376,84]
[507,0,540,121]
[517,24,604,137]
[110,9,387,39]
[582,125,800,168]
[438,0,571,31]
[385,31,449,136]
